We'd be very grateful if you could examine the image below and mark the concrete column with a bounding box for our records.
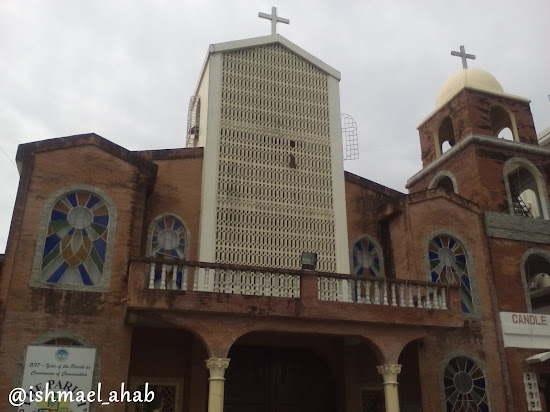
[377,363,402,412]
[206,357,230,412]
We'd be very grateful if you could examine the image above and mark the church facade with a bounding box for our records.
[1,31,549,412]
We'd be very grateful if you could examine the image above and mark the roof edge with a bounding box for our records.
[208,34,341,80]
[16,133,158,177]
[344,171,404,197]
[406,134,550,189]
[417,86,531,129]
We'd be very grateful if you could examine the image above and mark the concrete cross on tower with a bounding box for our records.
[258,7,290,35]
[451,45,476,69]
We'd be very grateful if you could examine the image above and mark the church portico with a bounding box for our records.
[126,307,446,412]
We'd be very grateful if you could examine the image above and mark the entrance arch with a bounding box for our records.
[225,332,344,412]
[225,346,338,412]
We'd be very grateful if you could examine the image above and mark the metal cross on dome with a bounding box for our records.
[451,45,476,69]
[258,7,290,35]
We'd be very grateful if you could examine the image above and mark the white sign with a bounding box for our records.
[500,312,550,349]
[20,345,96,412]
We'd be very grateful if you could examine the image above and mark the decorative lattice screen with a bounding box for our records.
[216,44,336,271]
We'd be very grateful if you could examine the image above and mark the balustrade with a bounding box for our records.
[140,259,450,310]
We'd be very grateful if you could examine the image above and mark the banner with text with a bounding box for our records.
[20,345,96,412]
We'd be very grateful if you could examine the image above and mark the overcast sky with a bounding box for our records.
[1,0,549,252]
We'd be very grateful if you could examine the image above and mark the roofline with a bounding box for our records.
[406,134,550,188]
[417,86,531,129]
[344,171,404,197]
[16,133,158,177]
[403,187,483,214]
[136,147,204,161]
[193,34,341,96]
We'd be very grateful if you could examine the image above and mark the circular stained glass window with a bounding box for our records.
[428,235,473,313]
[443,357,489,412]
[352,237,381,277]
[151,215,186,259]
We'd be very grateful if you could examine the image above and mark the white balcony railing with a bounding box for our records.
[144,260,449,309]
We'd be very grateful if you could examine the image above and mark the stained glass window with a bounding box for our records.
[352,237,381,277]
[443,357,489,412]
[41,191,110,286]
[151,215,186,259]
[428,235,473,313]
[150,215,187,289]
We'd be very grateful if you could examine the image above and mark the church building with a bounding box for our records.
[1,8,549,412]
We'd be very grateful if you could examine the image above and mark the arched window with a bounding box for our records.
[436,176,455,192]
[443,356,489,411]
[504,159,548,219]
[491,105,517,141]
[522,252,550,314]
[148,214,189,290]
[428,234,473,313]
[43,337,83,346]
[351,236,383,277]
[37,189,114,289]
[437,116,455,156]
[497,127,513,140]
[149,214,188,259]
[429,171,459,194]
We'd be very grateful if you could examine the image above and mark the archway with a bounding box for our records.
[224,331,371,412]
[506,161,546,218]
[127,326,209,412]
[225,346,337,412]
[437,116,455,156]
[491,105,517,141]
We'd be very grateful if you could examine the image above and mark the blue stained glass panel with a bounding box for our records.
[66,193,78,207]
[93,215,109,226]
[47,262,69,283]
[474,377,486,389]
[43,234,61,256]
[461,275,470,290]
[86,195,101,208]
[51,210,67,221]
[93,237,107,259]
[78,265,94,285]
[448,237,456,249]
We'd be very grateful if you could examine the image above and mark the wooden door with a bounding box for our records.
[225,346,338,412]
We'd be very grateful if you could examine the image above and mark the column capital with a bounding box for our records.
[377,363,402,384]
[377,363,402,412]
[206,357,230,380]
